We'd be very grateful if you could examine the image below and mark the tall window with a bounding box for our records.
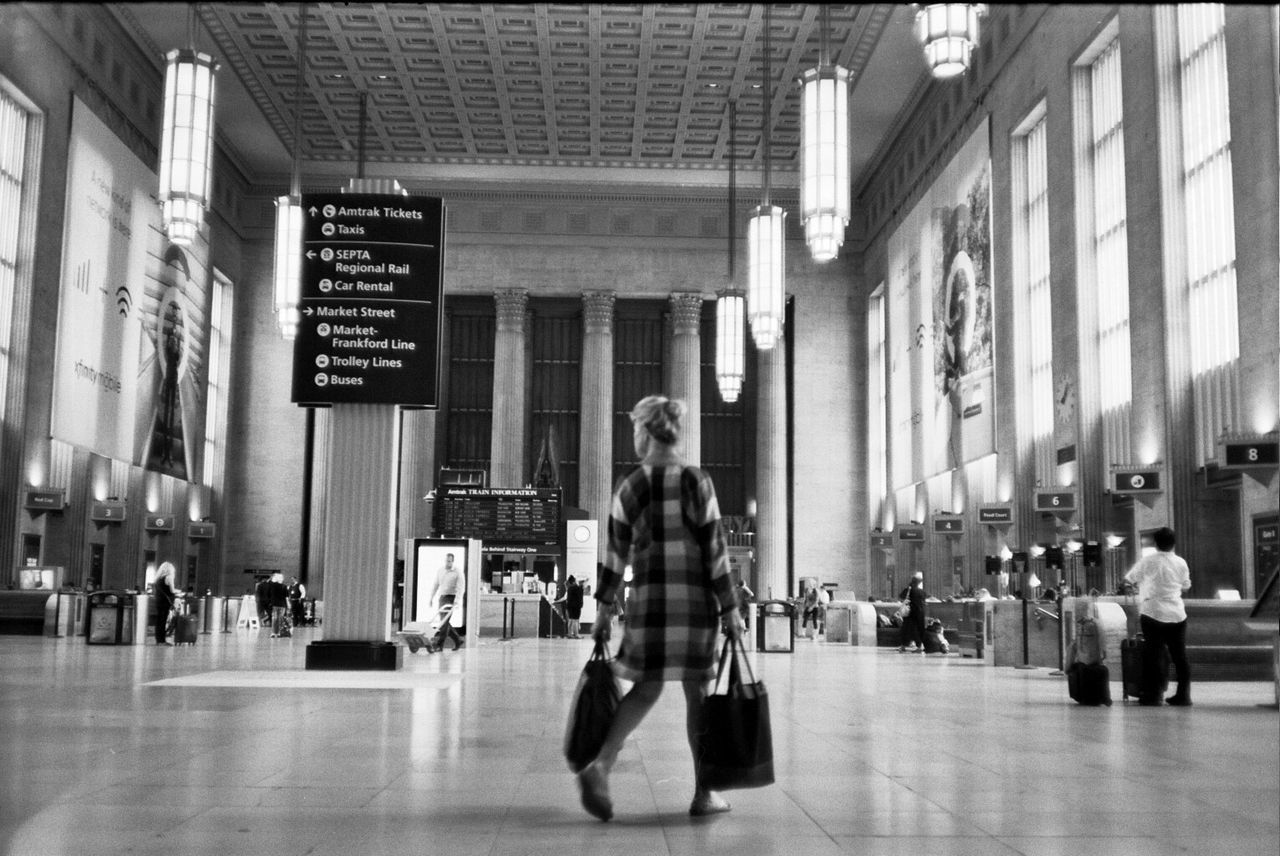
[0,84,34,423]
[1088,36,1133,464]
[1176,3,1240,462]
[1013,109,1054,481]
[867,286,887,527]
[201,271,232,487]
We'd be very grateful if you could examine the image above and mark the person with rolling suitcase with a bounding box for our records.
[1066,599,1112,706]
[152,562,180,646]
[1123,527,1192,706]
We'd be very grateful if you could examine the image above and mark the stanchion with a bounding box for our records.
[1015,598,1035,669]
[501,597,515,640]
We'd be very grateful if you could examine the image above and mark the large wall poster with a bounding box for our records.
[53,97,211,482]
[888,118,993,487]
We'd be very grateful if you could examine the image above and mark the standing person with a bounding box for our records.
[563,575,584,639]
[426,553,465,653]
[288,576,307,627]
[577,395,745,822]
[266,572,290,638]
[898,571,927,653]
[255,575,270,626]
[735,577,755,624]
[800,579,829,639]
[152,562,180,646]
[1124,527,1193,706]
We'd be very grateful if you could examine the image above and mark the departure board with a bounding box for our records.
[432,486,562,546]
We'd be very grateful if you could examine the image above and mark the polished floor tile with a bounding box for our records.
[0,630,1275,856]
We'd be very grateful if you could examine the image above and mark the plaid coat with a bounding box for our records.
[598,465,737,682]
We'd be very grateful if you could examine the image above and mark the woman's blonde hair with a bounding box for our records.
[630,395,686,446]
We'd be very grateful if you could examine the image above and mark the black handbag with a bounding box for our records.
[695,636,775,791]
[563,640,622,773]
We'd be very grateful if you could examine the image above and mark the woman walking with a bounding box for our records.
[577,395,745,821]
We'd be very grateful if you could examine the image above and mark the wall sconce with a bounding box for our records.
[914,4,986,79]
[158,7,218,246]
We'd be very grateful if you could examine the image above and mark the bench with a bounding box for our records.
[0,591,54,635]
[871,601,963,651]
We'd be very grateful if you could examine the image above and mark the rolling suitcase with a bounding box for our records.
[173,613,200,645]
[1067,661,1112,706]
[1121,635,1169,702]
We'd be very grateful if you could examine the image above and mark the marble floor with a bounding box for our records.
[0,627,1276,856]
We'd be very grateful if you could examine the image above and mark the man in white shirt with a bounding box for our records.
[1124,527,1193,706]
[427,553,465,653]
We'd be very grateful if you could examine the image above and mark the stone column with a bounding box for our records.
[306,403,401,670]
[579,291,616,559]
[490,289,528,488]
[668,292,704,466]
[755,338,789,600]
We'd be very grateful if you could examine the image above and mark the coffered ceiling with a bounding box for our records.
[110,3,933,195]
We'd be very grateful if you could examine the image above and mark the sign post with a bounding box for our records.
[292,193,445,408]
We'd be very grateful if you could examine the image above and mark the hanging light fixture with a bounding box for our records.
[273,196,303,339]
[799,6,849,262]
[747,5,786,351]
[273,3,309,340]
[158,6,218,246]
[914,4,986,79]
[716,101,745,404]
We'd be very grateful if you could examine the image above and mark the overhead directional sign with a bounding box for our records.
[1113,469,1162,494]
[978,504,1014,525]
[932,515,964,535]
[1035,490,1076,513]
[1222,438,1279,468]
[291,193,446,407]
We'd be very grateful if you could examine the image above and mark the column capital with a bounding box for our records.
[494,289,529,331]
[582,291,616,334]
[669,292,705,335]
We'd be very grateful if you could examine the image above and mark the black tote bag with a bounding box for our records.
[563,640,622,773]
[695,636,775,790]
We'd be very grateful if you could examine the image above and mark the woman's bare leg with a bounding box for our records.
[595,680,663,771]
[578,680,664,821]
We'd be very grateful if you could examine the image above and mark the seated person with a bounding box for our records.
[922,617,950,654]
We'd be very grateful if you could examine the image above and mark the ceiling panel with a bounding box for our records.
[111,3,930,192]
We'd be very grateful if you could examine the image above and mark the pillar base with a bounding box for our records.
[305,640,403,671]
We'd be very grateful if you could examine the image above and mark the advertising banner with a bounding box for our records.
[888,118,994,486]
[52,98,211,480]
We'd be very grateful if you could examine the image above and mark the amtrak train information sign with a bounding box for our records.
[291,193,445,407]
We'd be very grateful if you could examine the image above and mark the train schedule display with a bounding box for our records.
[432,487,562,547]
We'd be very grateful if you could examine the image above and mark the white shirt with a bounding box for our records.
[1124,550,1191,623]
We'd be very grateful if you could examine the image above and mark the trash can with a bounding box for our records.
[757,600,795,653]
[824,604,852,644]
[45,591,87,637]
[203,595,225,634]
[86,591,132,645]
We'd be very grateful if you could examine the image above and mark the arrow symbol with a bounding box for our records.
[309,206,318,216]
[303,307,314,315]
[306,250,316,259]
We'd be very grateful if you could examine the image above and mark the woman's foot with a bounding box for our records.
[577,761,613,821]
[689,790,731,817]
